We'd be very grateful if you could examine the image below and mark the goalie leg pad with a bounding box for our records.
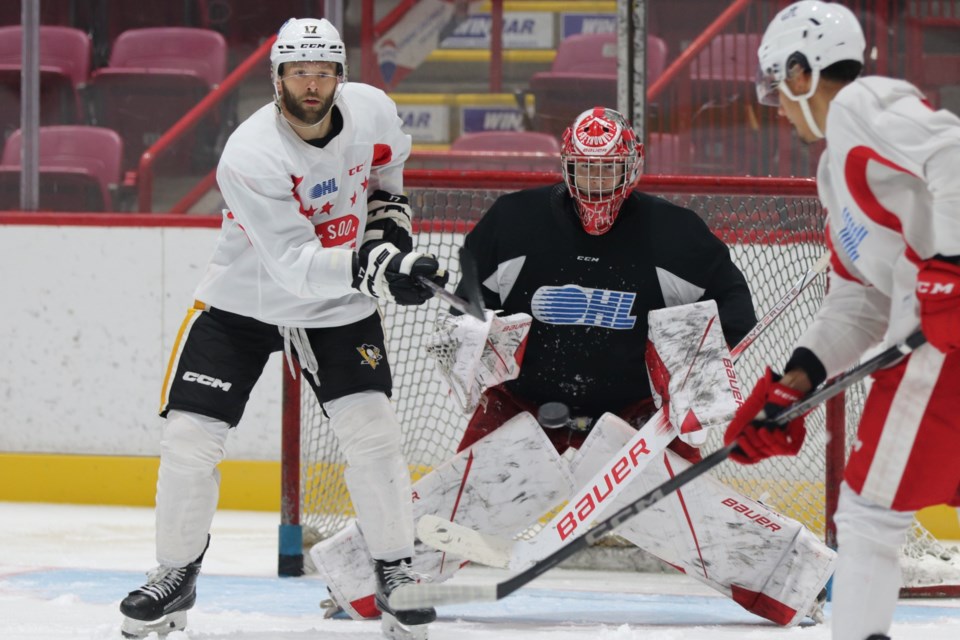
[613,449,836,627]
[310,412,574,620]
[832,482,914,640]
[566,413,637,485]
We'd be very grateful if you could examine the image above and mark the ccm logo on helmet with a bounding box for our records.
[183,371,233,392]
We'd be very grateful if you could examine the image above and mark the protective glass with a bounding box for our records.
[756,66,781,107]
[281,70,342,82]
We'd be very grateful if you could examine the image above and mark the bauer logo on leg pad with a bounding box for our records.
[556,434,652,541]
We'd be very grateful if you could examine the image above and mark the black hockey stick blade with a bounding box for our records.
[389,328,927,611]
[416,276,483,320]
[414,247,485,320]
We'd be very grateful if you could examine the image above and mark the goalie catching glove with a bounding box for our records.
[723,367,807,464]
[352,241,448,305]
[428,310,532,412]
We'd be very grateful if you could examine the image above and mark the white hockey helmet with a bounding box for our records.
[270,17,346,80]
[756,1,864,107]
[560,107,644,236]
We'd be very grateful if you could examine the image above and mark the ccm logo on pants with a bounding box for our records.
[182,371,233,392]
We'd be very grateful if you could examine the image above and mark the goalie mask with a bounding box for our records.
[756,1,864,138]
[561,107,644,236]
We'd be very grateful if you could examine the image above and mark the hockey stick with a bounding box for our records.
[729,250,830,360]
[415,251,831,570]
[391,329,927,609]
[418,247,485,320]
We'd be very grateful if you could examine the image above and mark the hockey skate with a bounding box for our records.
[119,536,209,638]
[374,558,436,640]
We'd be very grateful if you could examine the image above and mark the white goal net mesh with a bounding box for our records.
[288,177,959,593]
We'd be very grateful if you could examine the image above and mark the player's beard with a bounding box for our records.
[281,85,334,126]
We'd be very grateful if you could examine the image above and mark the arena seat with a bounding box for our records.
[0,25,92,135]
[686,33,768,175]
[0,125,124,211]
[450,131,560,154]
[530,32,668,138]
[404,131,561,173]
[87,27,227,172]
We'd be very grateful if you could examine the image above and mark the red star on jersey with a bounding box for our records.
[290,175,317,218]
[350,191,357,206]
[320,201,334,215]
[361,177,369,192]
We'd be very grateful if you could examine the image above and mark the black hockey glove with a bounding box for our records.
[364,190,413,252]
[352,241,449,305]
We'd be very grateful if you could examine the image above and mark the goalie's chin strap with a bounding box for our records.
[280,325,321,387]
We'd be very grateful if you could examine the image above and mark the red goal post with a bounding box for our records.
[279,173,960,596]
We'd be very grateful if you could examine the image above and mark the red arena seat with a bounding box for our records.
[0,125,123,211]
[0,25,92,135]
[531,32,668,138]
[87,27,228,172]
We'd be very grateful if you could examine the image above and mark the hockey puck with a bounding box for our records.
[537,402,570,429]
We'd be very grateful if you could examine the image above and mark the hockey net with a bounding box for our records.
[281,173,960,595]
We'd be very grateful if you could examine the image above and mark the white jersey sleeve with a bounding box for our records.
[794,77,960,374]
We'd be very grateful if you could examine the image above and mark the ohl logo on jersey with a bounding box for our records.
[531,285,636,329]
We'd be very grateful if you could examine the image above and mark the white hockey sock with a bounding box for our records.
[327,391,414,560]
[155,410,229,567]
[832,482,914,640]
[345,456,415,561]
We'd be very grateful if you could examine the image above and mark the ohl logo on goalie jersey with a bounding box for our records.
[532,285,636,329]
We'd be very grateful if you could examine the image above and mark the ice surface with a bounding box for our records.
[1,502,958,639]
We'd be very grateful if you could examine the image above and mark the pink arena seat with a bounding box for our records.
[0,25,92,135]
[87,27,228,172]
[530,33,668,138]
[0,125,124,211]
[450,131,561,154]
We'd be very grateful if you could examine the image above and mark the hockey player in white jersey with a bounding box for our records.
[118,17,446,640]
[724,3,960,640]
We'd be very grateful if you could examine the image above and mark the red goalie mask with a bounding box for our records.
[560,107,644,235]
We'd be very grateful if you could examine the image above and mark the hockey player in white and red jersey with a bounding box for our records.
[311,107,837,628]
[724,3,960,640]
[118,17,445,640]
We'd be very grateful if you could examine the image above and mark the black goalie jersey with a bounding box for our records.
[456,184,757,418]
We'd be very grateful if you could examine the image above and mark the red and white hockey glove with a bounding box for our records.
[916,259,960,353]
[723,367,806,465]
